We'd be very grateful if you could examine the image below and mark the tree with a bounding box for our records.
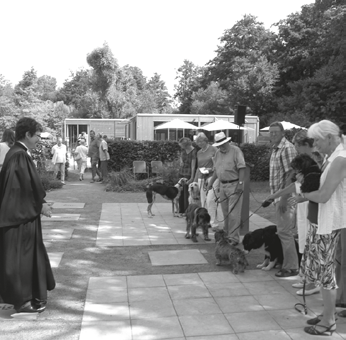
[206,15,279,116]
[147,73,172,113]
[273,3,346,123]
[174,60,204,114]
[190,82,231,115]
[36,75,57,101]
[87,42,118,102]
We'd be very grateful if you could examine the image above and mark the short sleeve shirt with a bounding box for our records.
[195,145,217,180]
[213,145,246,181]
[269,137,297,194]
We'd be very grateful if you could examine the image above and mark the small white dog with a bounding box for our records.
[188,182,201,206]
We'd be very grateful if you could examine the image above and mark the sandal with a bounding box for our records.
[337,310,346,318]
[304,323,336,336]
[307,313,338,325]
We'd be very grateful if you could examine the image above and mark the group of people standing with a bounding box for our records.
[266,120,346,336]
[178,131,246,246]
[73,130,110,183]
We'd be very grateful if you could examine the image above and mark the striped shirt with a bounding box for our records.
[269,137,297,194]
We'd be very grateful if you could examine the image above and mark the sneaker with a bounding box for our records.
[61,181,65,185]
[296,285,320,296]
[292,281,305,288]
[275,269,299,277]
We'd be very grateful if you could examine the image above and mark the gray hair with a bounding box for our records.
[195,132,208,142]
[308,120,341,141]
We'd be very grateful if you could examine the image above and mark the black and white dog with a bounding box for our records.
[145,178,187,217]
[242,225,283,270]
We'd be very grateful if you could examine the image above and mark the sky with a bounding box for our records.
[0,0,314,96]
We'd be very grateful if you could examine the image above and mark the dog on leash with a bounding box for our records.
[188,182,201,206]
[214,229,248,274]
[242,225,283,270]
[185,203,211,242]
[145,178,187,217]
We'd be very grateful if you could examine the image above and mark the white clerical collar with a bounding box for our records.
[17,141,31,156]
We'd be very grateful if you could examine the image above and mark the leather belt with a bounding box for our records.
[221,179,239,184]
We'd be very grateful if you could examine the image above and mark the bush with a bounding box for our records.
[31,140,68,190]
[240,143,271,181]
[40,171,63,191]
[106,168,147,192]
[108,140,180,174]
[107,139,272,183]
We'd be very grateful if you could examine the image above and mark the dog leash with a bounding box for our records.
[294,281,308,315]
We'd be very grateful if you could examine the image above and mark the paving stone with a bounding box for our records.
[52,202,85,209]
[42,214,80,221]
[48,252,64,268]
[148,249,208,266]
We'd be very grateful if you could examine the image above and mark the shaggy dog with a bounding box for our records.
[242,225,283,270]
[188,182,201,206]
[146,178,187,217]
[185,204,211,242]
[214,229,248,274]
[290,153,321,193]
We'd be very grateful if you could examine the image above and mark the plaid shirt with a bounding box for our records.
[179,148,197,178]
[269,137,297,194]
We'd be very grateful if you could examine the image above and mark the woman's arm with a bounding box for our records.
[265,182,297,201]
[304,157,346,203]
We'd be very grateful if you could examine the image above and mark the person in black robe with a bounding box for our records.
[0,117,55,313]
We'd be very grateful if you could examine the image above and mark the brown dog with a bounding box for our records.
[215,229,248,274]
[185,204,211,242]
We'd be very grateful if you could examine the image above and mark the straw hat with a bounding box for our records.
[212,132,231,147]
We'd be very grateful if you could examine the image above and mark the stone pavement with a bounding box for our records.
[1,176,346,339]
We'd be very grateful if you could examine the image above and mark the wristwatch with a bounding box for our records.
[239,181,243,185]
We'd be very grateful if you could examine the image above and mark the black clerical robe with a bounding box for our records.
[0,142,55,308]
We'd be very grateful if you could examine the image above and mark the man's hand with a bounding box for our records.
[235,182,244,194]
[41,203,53,218]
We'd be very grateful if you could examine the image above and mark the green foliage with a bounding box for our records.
[107,140,181,173]
[240,143,271,181]
[191,82,232,115]
[174,60,205,114]
[40,171,63,191]
[87,42,118,100]
[107,139,271,182]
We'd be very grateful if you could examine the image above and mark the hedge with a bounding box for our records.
[107,139,272,182]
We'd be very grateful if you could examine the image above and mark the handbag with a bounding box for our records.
[74,153,81,161]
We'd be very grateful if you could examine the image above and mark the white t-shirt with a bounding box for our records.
[0,142,10,166]
[52,144,67,164]
[317,143,346,234]
[75,145,88,162]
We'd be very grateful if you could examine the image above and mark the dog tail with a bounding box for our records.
[146,190,153,203]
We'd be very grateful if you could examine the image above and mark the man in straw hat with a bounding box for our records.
[207,132,246,245]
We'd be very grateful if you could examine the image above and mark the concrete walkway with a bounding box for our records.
[1,175,346,339]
